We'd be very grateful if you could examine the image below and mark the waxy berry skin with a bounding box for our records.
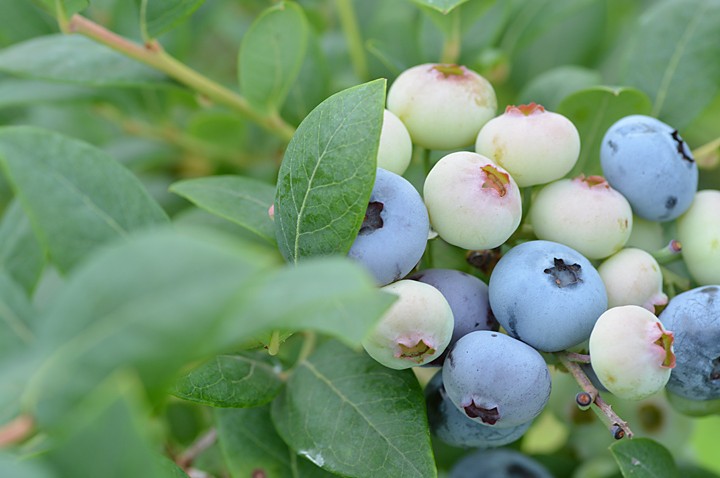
[387,63,497,151]
[362,280,454,370]
[529,175,633,260]
[423,151,522,250]
[475,103,580,187]
[659,286,720,400]
[677,190,720,285]
[449,449,553,478]
[488,240,608,352]
[442,331,551,428]
[425,372,532,448]
[589,305,675,401]
[348,168,429,286]
[600,115,698,222]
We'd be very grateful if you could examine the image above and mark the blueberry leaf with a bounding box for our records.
[173,352,283,408]
[0,35,169,88]
[0,272,35,361]
[216,406,335,478]
[558,86,653,178]
[170,175,276,245]
[409,0,471,14]
[0,451,55,478]
[0,127,169,273]
[239,2,309,114]
[610,437,680,478]
[140,0,206,39]
[32,0,88,16]
[617,0,720,129]
[271,340,436,478]
[0,200,45,294]
[274,79,386,263]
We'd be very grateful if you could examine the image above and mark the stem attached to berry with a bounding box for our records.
[555,352,634,439]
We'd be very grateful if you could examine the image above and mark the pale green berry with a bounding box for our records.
[677,189,720,285]
[387,63,497,151]
[589,305,675,401]
[362,280,454,370]
[377,109,412,175]
[598,248,667,311]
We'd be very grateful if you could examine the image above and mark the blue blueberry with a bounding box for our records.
[425,372,532,448]
[348,168,429,286]
[488,240,608,352]
[449,449,553,478]
[659,285,720,400]
[410,268,498,365]
[600,115,698,222]
[442,331,551,428]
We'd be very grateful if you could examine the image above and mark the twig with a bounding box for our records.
[65,15,295,142]
[556,352,633,439]
[176,428,218,470]
[336,0,369,81]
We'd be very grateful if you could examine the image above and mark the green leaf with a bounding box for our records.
[44,372,177,478]
[610,437,680,478]
[141,0,207,39]
[558,86,653,177]
[409,0,470,14]
[272,341,436,478]
[0,200,45,293]
[0,126,169,273]
[24,228,279,428]
[220,257,396,350]
[0,272,35,360]
[0,79,92,109]
[0,452,55,478]
[517,65,602,111]
[0,35,168,87]
[274,79,386,263]
[216,406,335,478]
[239,2,309,113]
[173,352,283,408]
[170,175,276,244]
[32,0,88,16]
[618,0,720,128]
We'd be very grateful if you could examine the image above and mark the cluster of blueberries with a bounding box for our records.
[343,63,720,476]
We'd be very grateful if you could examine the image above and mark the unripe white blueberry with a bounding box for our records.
[475,103,580,187]
[677,190,720,285]
[598,248,667,311]
[529,175,633,259]
[589,305,675,401]
[377,109,412,175]
[423,151,522,250]
[387,63,497,151]
[362,280,454,370]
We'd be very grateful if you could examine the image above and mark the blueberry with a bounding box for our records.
[475,103,580,187]
[488,240,608,352]
[425,372,532,448]
[589,305,675,400]
[362,280,454,369]
[376,110,412,175]
[529,176,633,259]
[600,115,698,222]
[598,248,667,311]
[449,448,553,478]
[409,268,498,365]
[423,151,522,250]
[348,168,429,286]
[442,331,551,428]
[387,63,497,151]
[659,286,720,400]
[677,190,720,285]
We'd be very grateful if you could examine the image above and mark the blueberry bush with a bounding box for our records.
[1,0,720,477]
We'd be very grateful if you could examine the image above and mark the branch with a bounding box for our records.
[556,352,633,439]
[65,15,296,142]
[175,428,217,470]
[0,415,34,448]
